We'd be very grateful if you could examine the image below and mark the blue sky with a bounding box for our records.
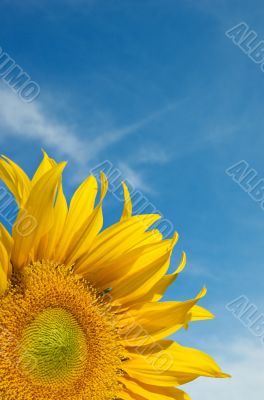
[1,1,264,398]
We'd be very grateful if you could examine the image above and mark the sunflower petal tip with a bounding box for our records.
[0,154,8,162]
[121,181,132,220]
[172,231,179,243]
[99,171,108,186]
[41,148,49,157]
[99,171,108,199]
[198,286,207,298]
[59,161,68,170]
[216,371,231,379]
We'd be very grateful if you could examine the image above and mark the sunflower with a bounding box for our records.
[0,152,229,400]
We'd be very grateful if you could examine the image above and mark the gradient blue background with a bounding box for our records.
[0,1,264,398]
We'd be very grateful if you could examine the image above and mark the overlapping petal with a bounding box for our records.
[0,152,229,399]
[140,251,187,302]
[121,182,133,220]
[123,340,229,387]
[32,152,68,260]
[118,288,208,346]
[75,214,161,276]
[0,224,13,294]
[0,155,30,206]
[107,234,178,305]
[63,173,108,266]
[11,163,66,269]
[119,377,191,400]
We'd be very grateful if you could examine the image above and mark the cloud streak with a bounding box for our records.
[0,85,87,164]
[87,100,182,161]
[0,86,177,190]
[187,338,264,399]
[0,86,178,161]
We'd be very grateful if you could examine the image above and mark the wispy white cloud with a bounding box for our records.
[88,100,182,161]
[131,146,171,165]
[117,161,153,193]
[0,86,87,164]
[183,261,219,280]
[186,338,264,399]
[0,86,180,163]
[0,86,178,190]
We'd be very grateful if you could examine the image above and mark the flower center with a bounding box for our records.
[0,261,123,399]
[19,307,87,386]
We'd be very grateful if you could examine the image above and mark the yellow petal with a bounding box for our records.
[109,234,178,305]
[120,377,191,399]
[138,229,163,246]
[118,390,137,400]
[63,173,107,266]
[124,340,230,387]
[100,234,177,287]
[55,174,98,261]
[0,242,8,275]
[121,182,132,220]
[189,305,215,321]
[0,155,30,206]
[0,224,13,262]
[0,225,12,293]
[11,163,66,269]
[0,224,13,277]
[118,288,207,346]
[29,151,68,260]
[0,263,8,295]
[36,182,68,260]
[31,150,55,186]
[76,213,161,276]
[136,251,187,303]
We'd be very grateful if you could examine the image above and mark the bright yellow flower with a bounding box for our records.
[0,152,229,399]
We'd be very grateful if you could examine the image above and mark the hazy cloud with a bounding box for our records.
[187,338,264,399]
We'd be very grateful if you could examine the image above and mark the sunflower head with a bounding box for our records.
[0,152,229,400]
